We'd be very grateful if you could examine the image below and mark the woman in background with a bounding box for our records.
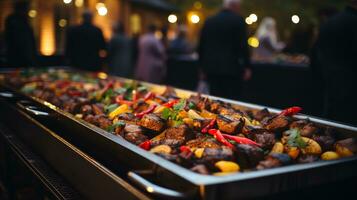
[254,17,285,60]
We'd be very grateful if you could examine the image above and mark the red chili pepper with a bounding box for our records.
[67,90,82,97]
[179,145,191,153]
[139,140,151,150]
[207,129,234,148]
[143,92,155,101]
[57,80,71,89]
[279,106,302,116]
[115,95,134,106]
[201,119,216,133]
[221,134,261,147]
[162,99,180,108]
[135,105,157,118]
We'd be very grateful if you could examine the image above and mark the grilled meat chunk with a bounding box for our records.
[235,144,265,169]
[133,100,150,113]
[117,113,137,123]
[81,104,93,115]
[313,134,335,151]
[252,132,276,149]
[122,124,148,145]
[297,154,319,163]
[84,114,112,130]
[188,95,209,111]
[254,108,271,121]
[152,125,194,148]
[138,113,165,132]
[263,115,290,132]
[186,137,221,149]
[300,123,319,138]
[197,147,234,166]
[217,115,244,134]
[92,104,104,115]
[256,153,291,170]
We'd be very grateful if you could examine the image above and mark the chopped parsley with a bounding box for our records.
[104,103,118,114]
[188,102,196,109]
[161,108,183,126]
[286,129,307,149]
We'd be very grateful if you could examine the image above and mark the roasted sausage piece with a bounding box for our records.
[253,132,276,149]
[117,113,137,123]
[138,113,165,132]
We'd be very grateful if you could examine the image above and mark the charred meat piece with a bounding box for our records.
[152,125,194,148]
[297,154,319,164]
[197,147,234,166]
[251,132,276,149]
[161,86,178,99]
[186,137,221,149]
[92,104,104,115]
[117,113,137,123]
[84,114,112,130]
[80,104,93,115]
[190,164,209,175]
[289,119,308,129]
[192,119,210,131]
[217,115,244,134]
[263,115,290,132]
[188,95,209,111]
[254,108,271,121]
[138,113,165,132]
[313,134,335,151]
[256,153,291,170]
[300,123,319,138]
[122,124,148,145]
[209,100,226,113]
[235,144,264,169]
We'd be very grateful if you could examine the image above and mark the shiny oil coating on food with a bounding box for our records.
[6,69,357,175]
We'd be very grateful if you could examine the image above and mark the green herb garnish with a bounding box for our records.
[286,129,307,148]
[106,121,126,133]
[161,108,183,126]
[188,102,196,109]
[173,99,186,111]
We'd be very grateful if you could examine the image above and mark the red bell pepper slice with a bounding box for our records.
[67,90,82,97]
[207,129,234,148]
[139,140,151,150]
[279,106,302,116]
[221,134,261,147]
[179,145,191,153]
[162,99,180,108]
[134,105,157,118]
[132,90,138,102]
[201,119,216,133]
[143,92,155,101]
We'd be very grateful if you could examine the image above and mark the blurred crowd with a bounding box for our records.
[1,0,357,125]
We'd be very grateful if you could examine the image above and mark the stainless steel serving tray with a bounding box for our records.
[1,67,357,199]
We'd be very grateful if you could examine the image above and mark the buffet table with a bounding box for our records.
[0,68,357,200]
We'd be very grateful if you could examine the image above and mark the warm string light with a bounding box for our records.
[96,3,108,16]
[63,0,72,4]
[168,14,178,23]
[291,15,300,24]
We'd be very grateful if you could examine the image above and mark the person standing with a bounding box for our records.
[65,10,106,71]
[134,24,166,83]
[107,23,132,78]
[198,0,251,100]
[314,0,357,126]
[5,1,36,68]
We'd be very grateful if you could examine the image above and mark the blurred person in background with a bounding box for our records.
[65,10,106,72]
[107,22,132,78]
[5,0,37,68]
[135,24,166,84]
[198,0,251,100]
[254,17,285,59]
[314,0,357,125]
[168,25,193,58]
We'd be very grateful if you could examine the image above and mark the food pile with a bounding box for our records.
[6,69,357,175]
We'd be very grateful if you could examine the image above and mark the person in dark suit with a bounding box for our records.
[65,10,106,71]
[314,0,357,125]
[198,0,251,100]
[4,1,36,68]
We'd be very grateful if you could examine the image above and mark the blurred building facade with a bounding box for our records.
[0,0,176,56]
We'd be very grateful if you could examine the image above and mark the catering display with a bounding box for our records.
[4,69,356,176]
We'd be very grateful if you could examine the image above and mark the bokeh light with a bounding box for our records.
[28,10,37,18]
[168,14,178,23]
[63,0,72,4]
[291,15,300,24]
[248,37,259,48]
[190,14,200,24]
